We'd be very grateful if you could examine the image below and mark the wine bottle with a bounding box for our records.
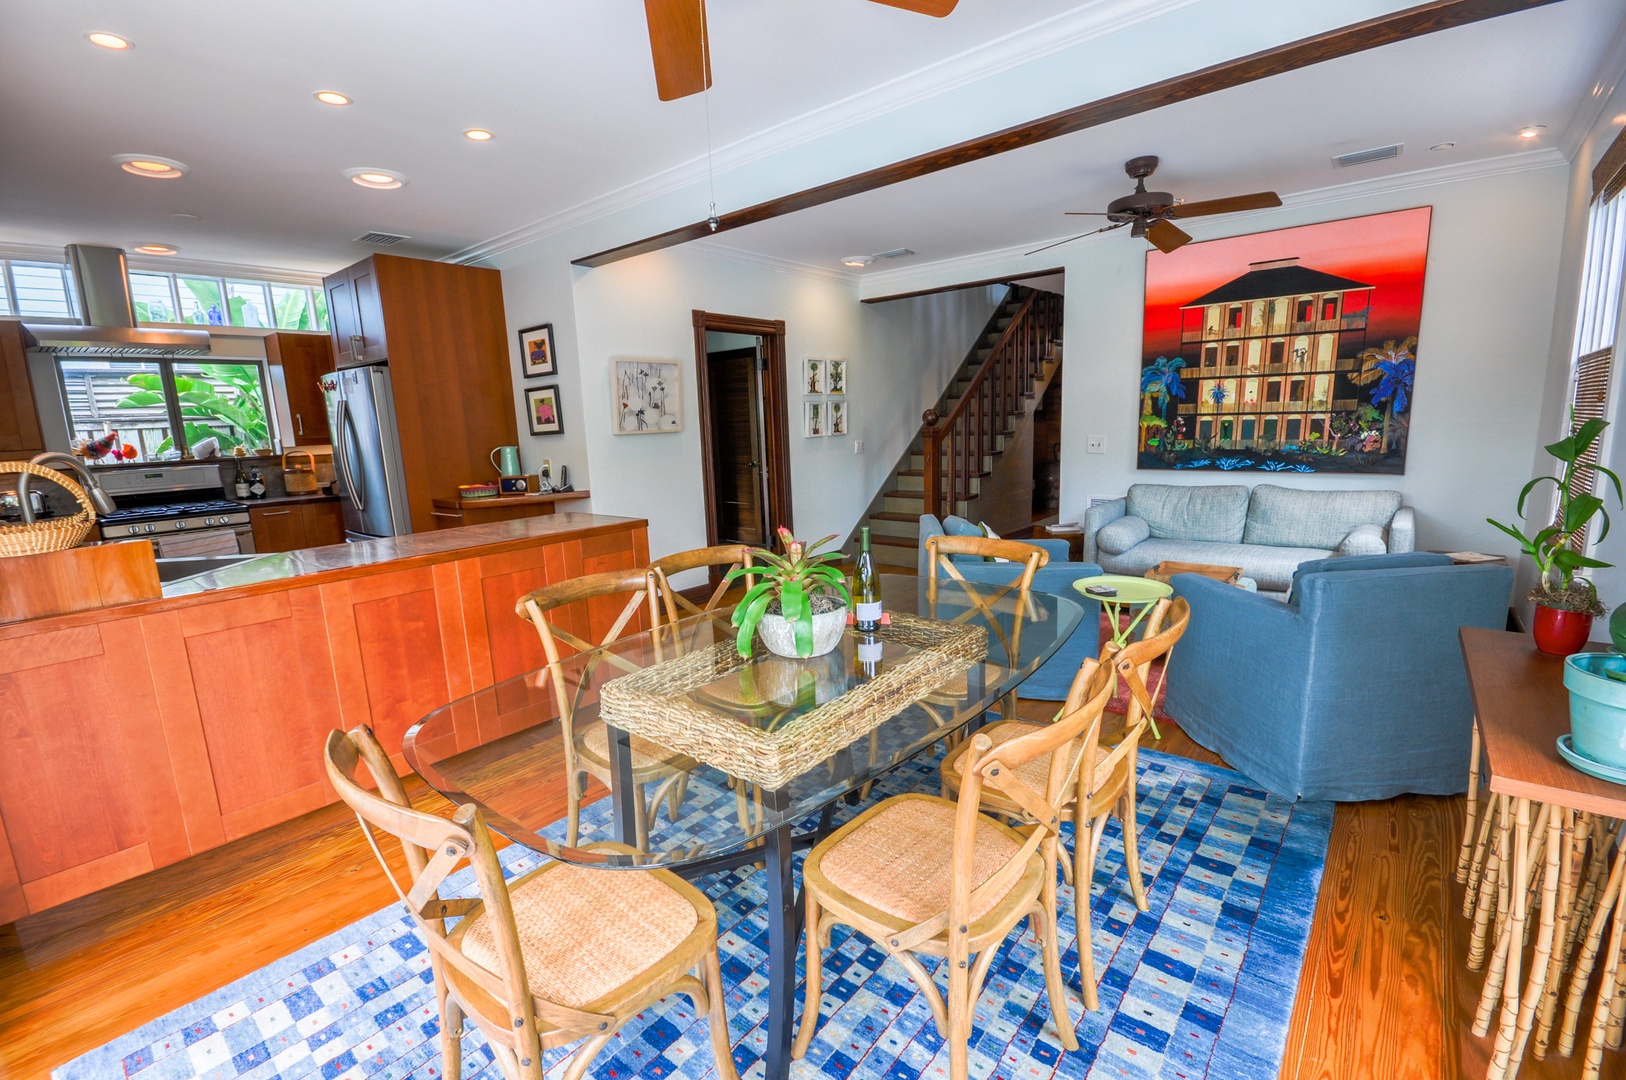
[854,527,882,632]
[855,633,883,680]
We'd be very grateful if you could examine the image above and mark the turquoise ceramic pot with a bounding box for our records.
[1566,652,1626,768]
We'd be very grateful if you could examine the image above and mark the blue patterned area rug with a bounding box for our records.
[56,749,1332,1080]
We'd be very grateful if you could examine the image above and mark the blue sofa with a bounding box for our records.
[1083,483,1416,597]
[918,514,1103,701]
[1163,553,1513,801]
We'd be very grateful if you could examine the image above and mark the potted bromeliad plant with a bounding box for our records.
[1487,416,1621,656]
[725,527,851,659]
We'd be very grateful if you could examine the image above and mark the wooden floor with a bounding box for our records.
[1,716,1621,1080]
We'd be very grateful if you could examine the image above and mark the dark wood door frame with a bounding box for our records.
[693,311,792,552]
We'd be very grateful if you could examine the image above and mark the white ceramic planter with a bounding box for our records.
[757,606,846,658]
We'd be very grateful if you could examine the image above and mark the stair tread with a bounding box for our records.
[883,489,924,500]
[870,511,920,522]
[870,534,918,547]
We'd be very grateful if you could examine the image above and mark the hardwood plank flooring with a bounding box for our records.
[2,713,1621,1079]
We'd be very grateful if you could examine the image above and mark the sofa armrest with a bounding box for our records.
[1083,498,1127,564]
[1388,506,1416,553]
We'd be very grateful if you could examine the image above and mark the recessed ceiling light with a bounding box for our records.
[1429,141,1456,151]
[344,167,407,190]
[315,90,351,106]
[87,31,131,50]
[1517,125,1547,140]
[133,243,178,256]
[463,128,494,142]
[842,255,875,268]
[112,154,188,179]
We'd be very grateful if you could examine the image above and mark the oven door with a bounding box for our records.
[150,527,253,558]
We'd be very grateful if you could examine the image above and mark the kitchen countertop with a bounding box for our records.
[430,489,590,510]
[244,491,341,507]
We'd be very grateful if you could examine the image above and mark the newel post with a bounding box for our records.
[921,410,942,520]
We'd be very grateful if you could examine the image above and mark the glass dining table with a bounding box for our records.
[403,572,1084,1080]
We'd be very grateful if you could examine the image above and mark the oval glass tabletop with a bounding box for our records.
[403,572,1082,868]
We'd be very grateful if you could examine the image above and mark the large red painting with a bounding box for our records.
[1139,206,1432,474]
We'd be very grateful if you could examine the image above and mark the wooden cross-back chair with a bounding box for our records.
[939,596,1190,1011]
[650,544,758,623]
[515,568,694,849]
[794,658,1117,1080]
[324,726,738,1080]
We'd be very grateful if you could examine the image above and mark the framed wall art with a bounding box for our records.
[826,360,847,395]
[525,384,564,436]
[612,359,682,433]
[1138,206,1432,474]
[518,323,556,378]
[829,400,848,436]
[804,399,826,438]
[803,358,825,396]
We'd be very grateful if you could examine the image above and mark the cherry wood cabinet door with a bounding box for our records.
[0,321,45,456]
[300,501,345,547]
[249,505,307,552]
[265,332,334,446]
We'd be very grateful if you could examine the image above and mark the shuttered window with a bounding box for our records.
[1562,194,1626,550]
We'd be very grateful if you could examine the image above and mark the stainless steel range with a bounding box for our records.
[97,464,255,556]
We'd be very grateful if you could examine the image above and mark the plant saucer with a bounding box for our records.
[1556,733,1626,786]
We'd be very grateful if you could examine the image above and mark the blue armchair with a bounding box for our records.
[1162,553,1514,801]
[918,514,1103,701]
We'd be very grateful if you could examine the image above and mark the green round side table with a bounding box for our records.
[1073,574,1175,739]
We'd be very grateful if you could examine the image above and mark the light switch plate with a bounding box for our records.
[1085,436,1105,454]
[853,440,864,453]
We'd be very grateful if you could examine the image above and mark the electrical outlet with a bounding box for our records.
[853,440,864,453]
[1085,436,1105,455]
[541,458,552,478]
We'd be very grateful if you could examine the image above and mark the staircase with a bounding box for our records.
[858,286,1064,570]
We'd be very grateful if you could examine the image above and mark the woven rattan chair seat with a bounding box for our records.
[812,793,1028,925]
[943,720,1119,806]
[579,719,684,772]
[454,860,700,1009]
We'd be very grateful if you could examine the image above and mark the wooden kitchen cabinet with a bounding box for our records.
[301,500,345,546]
[322,254,517,533]
[249,504,305,552]
[0,320,46,457]
[264,332,334,446]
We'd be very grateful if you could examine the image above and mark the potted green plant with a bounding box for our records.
[1487,416,1622,656]
[725,527,851,659]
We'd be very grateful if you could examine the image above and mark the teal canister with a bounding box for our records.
[490,445,521,477]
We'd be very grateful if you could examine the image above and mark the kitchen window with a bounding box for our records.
[0,258,327,330]
[57,358,273,463]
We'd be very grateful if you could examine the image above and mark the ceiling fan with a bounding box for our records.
[1029,156,1282,256]
[642,0,958,101]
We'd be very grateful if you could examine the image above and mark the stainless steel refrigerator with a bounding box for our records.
[321,364,412,539]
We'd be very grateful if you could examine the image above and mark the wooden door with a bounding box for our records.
[249,505,308,552]
[0,321,45,457]
[704,347,768,546]
[265,332,335,446]
[350,259,388,363]
[693,312,792,553]
[324,270,359,366]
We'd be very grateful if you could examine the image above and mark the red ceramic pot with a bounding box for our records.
[1533,604,1594,657]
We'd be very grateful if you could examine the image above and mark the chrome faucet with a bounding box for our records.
[16,452,119,523]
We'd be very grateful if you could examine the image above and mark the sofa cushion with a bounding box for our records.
[1287,551,1454,605]
[1243,484,1402,549]
[1097,537,1333,593]
[1338,523,1389,557]
[1096,515,1150,556]
[1126,484,1249,543]
[942,515,984,538]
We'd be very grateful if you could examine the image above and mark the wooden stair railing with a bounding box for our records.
[920,289,1062,520]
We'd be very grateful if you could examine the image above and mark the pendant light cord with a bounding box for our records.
[702,0,719,231]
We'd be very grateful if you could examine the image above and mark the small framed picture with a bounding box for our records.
[519,323,556,379]
[829,400,848,436]
[525,384,564,435]
[804,399,826,438]
[804,358,825,396]
[613,359,683,433]
[827,360,847,395]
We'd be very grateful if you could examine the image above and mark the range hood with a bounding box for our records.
[22,245,211,356]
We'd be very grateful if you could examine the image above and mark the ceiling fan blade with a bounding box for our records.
[1063,211,1110,216]
[1145,219,1193,254]
[867,0,960,15]
[1166,192,1282,219]
[645,0,711,101]
[1025,222,1125,257]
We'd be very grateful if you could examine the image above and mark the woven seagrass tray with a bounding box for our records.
[599,612,987,788]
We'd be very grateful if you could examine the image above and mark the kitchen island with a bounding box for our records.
[0,513,647,920]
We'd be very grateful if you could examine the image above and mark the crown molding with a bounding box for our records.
[686,242,859,287]
[857,147,1569,298]
[446,0,1206,265]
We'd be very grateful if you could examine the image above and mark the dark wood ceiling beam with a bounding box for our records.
[574,0,1561,268]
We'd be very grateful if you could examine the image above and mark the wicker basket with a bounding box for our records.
[282,449,320,494]
[600,612,987,788]
[0,462,97,557]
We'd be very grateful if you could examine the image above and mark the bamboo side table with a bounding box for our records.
[1459,627,1626,1080]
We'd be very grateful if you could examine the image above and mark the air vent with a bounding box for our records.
[1333,144,1402,168]
[876,247,916,260]
[354,230,410,246]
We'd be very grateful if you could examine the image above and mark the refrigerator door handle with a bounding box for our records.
[336,398,367,512]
